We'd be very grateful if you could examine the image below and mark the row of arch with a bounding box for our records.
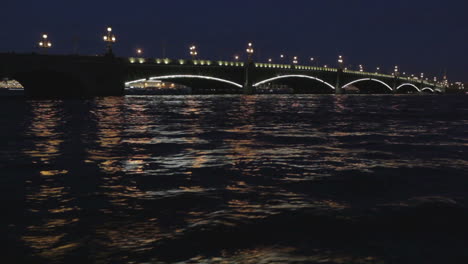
[125,75,438,92]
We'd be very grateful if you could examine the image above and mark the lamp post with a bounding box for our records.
[103,27,116,55]
[394,66,399,76]
[359,65,364,72]
[420,73,424,89]
[310,57,315,66]
[246,42,254,62]
[38,34,52,53]
[292,56,298,65]
[234,55,239,61]
[376,67,380,74]
[244,42,254,93]
[336,55,344,94]
[338,55,344,69]
[189,45,198,60]
[393,66,399,92]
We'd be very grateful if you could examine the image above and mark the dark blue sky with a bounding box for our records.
[2,0,467,81]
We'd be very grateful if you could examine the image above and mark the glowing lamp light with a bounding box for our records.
[38,33,52,50]
[338,55,344,64]
[103,26,117,54]
[292,56,298,64]
[189,45,198,58]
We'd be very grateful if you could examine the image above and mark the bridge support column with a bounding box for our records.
[335,69,343,94]
[243,60,255,94]
[392,76,398,94]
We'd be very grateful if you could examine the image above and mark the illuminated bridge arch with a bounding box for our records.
[421,87,435,93]
[396,83,421,92]
[342,78,393,91]
[253,75,335,90]
[125,75,243,88]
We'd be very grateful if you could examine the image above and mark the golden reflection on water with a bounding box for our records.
[21,102,80,259]
[183,246,382,264]
[96,220,163,251]
[23,102,63,162]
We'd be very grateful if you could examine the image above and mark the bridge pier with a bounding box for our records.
[335,69,343,94]
[392,78,397,94]
[243,85,256,94]
[243,60,255,94]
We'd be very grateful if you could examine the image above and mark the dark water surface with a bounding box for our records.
[1,95,467,264]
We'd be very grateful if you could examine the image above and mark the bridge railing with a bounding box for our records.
[254,63,338,72]
[128,57,245,67]
[127,57,442,88]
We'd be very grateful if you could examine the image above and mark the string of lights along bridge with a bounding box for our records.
[0,27,449,97]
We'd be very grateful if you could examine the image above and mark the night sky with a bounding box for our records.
[2,0,467,81]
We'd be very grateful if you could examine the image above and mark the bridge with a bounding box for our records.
[0,52,445,97]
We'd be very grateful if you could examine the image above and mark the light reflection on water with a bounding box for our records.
[0,94,467,263]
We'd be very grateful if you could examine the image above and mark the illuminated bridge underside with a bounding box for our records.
[126,75,243,88]
[342,78,393,91]
[397,83,421,92]
[422,87,435,92]
[252,75,336,90]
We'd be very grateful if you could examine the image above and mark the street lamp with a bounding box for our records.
[359,65,364,72]
[103,27,116,54]
[268,58,272,63]
[189,45,198,60]
[338,55,344,69]
[246,42,254,61]
[310,57,315,65]
[136,48,143,57]
[234,55,239,61]
[38,34,52,52]
[292,56,298,65]
[394,66,399,77]
[376,67,380,73]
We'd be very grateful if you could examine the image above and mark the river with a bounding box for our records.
[0,94,467,263]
